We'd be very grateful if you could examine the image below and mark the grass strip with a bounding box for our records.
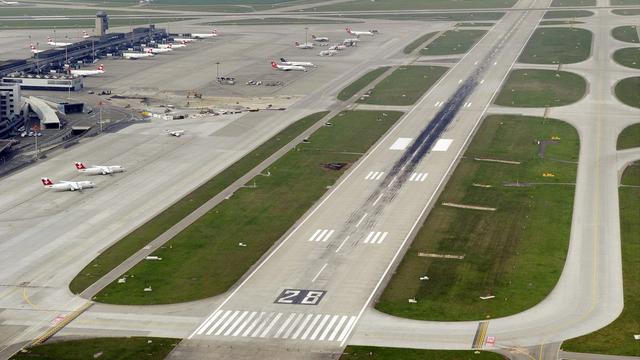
[337,67,390,101]
[376,115,578,321]
[340,346,505,360]
[403,32,439,54]
[612,25,640,43]
[12,337,179,360]
[540,20,584,25]
[205,17,357,25]
[615,77,640,109]
[551,0,595,6]
[612,9,640,16]
[0,18,192,29]
[519,27,592,64]
[543,10,594,18]
[611,0,640,5]
[613,47,640,69]
[310,0,516,11]
[328,12,504,21]
[94,110,403,304]
[420,29,486,56]
[357,65,448,106]
[70,111,328,294]
[617,124,640,150]
[494,69,586,107]
[561,164,640,356]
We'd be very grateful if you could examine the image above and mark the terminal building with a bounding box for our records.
[0,84,23,138]
[1,75,83,91]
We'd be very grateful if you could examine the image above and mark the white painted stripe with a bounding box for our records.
[301,314,322,340]
[232,311,257,336]
[241,312,265,337]
[373,193,384,206]
[409,173,417,181]
[365,171,374,180]
[419,173,429,182]
[328,315,348,341]
[251,312,274,338]
[376,172,384,180]
[364,232,375,244]
[206,310,232,335]
[319,315,339,341]
[387,176,397,188]
[310,314,331,340]
[355,213,367,227]
[291,314,313,339]
[274,313,296,338]
[224,311,249,336]
[458,79,462,84]
[315,229,328,242]
[196,310,222,335]
[260,312,282,338]
[480,79,485,84]
[337,316,357,342]
[432,138,453,152]
[312,263,328,282]
[335,236,350,253]
[215,310,240,336]
[283,313,304,339]
[389,137,412,150]
[377,232,388,244]
[309,229,322,242]
[370,232,382,244]
[321,229,335,242]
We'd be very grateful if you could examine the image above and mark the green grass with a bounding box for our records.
[338,67,390,101]
[615,77,640,109]
[611,0,640,4]
[0,8,150,16]
[495,69,586,107]
[357,65,448,106]
[377,115,578,321]
[70,112,328,295]
[205,17,358,25]
[93,110,403,305]
[614,47,640,69]
[403,32,439,54]
[618,124,640,150]
[11,337,179,360]
[612,9,640,15]
[612,25,640,43]
[420,29,486,56]
[0,18,192,29]
[341,346,505,360]
[455,22,495,27]
[543,10,594,18]
[519,27,592,64]
[551,0,595,5]
[540,20,584,25]
[310,0,516,11]
[561,164,640,356]
[328,13,504,21]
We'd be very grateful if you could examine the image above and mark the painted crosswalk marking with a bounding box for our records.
[365,171,385,180]
[364,231,388,244]
[196,310,357,342]
[408,172,428,182]
[308,229,335,242]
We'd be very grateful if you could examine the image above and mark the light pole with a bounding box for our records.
[305,27,308,45]
[216,61,220,81]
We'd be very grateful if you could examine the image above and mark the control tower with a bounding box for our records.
[95,11,109,36]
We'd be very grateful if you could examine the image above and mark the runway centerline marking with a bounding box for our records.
[372,193,384,206]
[335,236,350,253]
[312,263,328,282]
[355,213,368,227]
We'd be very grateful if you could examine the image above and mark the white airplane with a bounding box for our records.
[70,64,105,77]
[318,49,337,57]
[294,41,314,49]
[123,50,155,59]
[82,31,91,39]
[329,44,347,51]
[312,34,329,42]
[143,46,172,53]
[158,42,186,49]
[173,37,194,43]
[166,129,185,137]
[47,36,72,47]
[345,27,374,37]
[271,60,306,72]
[191,28,218,39]
[41,177,95,191]
[29,43,44,54]
[74,162,125,175]
[344,38,360,44]
[1,1,19,5]
[280,57,315,67]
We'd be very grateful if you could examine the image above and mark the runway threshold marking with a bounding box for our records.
[389,137,413,151]
[472,321,490,349]
[432,138,453,152]
[308,229,335,242]
[364,231,388,244]
[408,172,428,182]
[365,171,385,180]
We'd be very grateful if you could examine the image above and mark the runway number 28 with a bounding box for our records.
[275,289,326,305]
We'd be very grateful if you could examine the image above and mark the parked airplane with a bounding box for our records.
[69,64,105,77]
[312,34,329,42]
[173,37,194,43]
[345,27,374,37]
[166,129,185,137]
[158,42,186,49]
[29,43,44,54]
[280,57,315,67]
[318,49,337,56]
[41,178,95,191]
[74,162,125,175]
[191,29,218,39]
[47,36,72,47]
[271,60,306,72]
[329,44,346,51]
[1,1,19,5]
[143,46,172,53]
[123,49,155,59]
[344,38,360,44]
[82,31,91,38]
[294,41,314,49]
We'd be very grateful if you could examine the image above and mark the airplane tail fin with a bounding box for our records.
[346,27,351,33]
[74,162,86,170]
[47,36,52,42]
[280,57,287,63]
[41,177,53,186]
[312,35,316,39]
[97,64,104,71]
[294,41,300,46]
[271,60,278,69]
